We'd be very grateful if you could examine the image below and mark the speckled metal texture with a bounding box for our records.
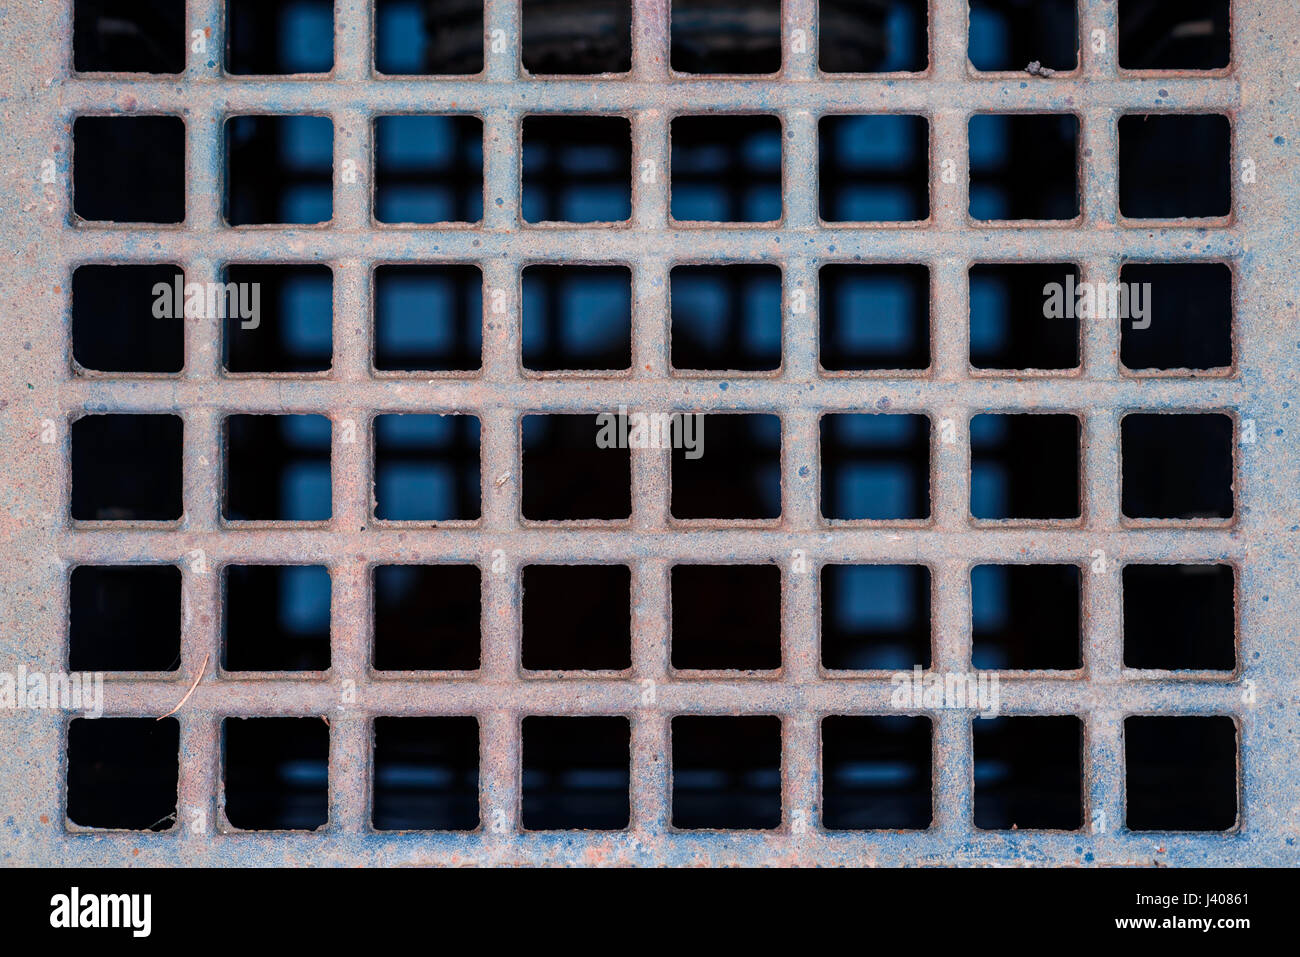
[0,0,1297,866]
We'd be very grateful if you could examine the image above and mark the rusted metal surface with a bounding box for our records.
[0,0,1297,866]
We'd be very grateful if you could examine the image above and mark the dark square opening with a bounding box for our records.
[821,715,932,829]
[1123,564,1235,670]
[821,564,931,670]
[522,116,631,223]
[70,565,181,672]
[671,0,781,73]
[522,414,631,521]
[969,113,1079,221]
[523,265,632,371]
[374,414,481,521]
[672,715,781,829]
[972,564,1081,670]
[968,0,1077,72]
[970,263,1080,370]
[226,0,333,74]
[522,565,632,671]
[224,413,332,521]
[375,0,484,75]
[72,264,185,373]
[1125,716,1237,830]
[974,715,1082,830]
[1119,0,1230,70]
[1121,413,1233,520]
[222,264,332,373]
[374,264,482,373]
[373,564,481,671]
[671,413,781,520]
[819,114,929,222]
[1119,114,1231,219]
[225,114,333,226]
[819,264,930,372]
[523,0,631,73]
[374,115,483,224]
[67,718,179,830]
[522,716,630,830]
[71,414,183,521]
[819,0,928,73]
[74,0,185,73]
[373,716,479,830]
[970,413,1080,520]
[224,564,331,672]
[671,115,782,223]
[820,413,930,520]
[670,264,782,372]
[223,717,329,830]
[671,564,781,671]
[1120,262,1233,371]
[73,116,185,223]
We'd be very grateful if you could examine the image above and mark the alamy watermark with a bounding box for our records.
[596,405,705,459]
[152,277,261,329]
[1043,275,1153,329]
[890,666,1000,718]
[0,666,103,718]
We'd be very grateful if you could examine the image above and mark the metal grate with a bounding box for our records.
[1,0,1297,866]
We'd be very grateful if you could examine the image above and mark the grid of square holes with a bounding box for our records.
[54,0,1255,859]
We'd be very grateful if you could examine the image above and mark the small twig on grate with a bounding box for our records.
[157,653,209,721]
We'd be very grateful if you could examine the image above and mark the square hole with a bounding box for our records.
[523,0,631,73]
[821,564,931,670]
[671,0,780,73]
[819,115,929,222]
[1119,0,1230,70]
[974,715,1082,830]
[226,0,333,74]
[74,0,185,73]
[821,716,932,829]
[671,115,782,223]
[522,414,631,521]
[522,716,630,830]
[70,565,181,672]
[968,0,1078,72]
[969,113,1079,221]
[72,264,185,373]
[373,414,481,522]
[819,264,930,372]
[522,116,631,224]
[224,414,332,521]
[374,115,483,224]
[374,264,482,373]
[970,413,1080,520]
[1125,716,1237,830]
[1123,564,1235,670]
[672,715,781,829]
[1119,114,1231,219]
[71,414,183,521]
[223,565,331,672]
[1120,263,1232,371]
[670,265,782,372]
[373,716,479,830]
[1121,413,1234,520]
[970,263,1080,370]
[225,115,333,226]
[223,717,329,830]
[375,0,483,75]
[222,264,332,373]
[67,718,179,830]
[522,265,632,372]
[73,116,185,223]
[820,413,930,521]
[671,414,781,520]
[522,565,631,671]
[373,565,481,671]
[819,0,928,73]
[671,564,781,671]
[972,564,1081,670]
